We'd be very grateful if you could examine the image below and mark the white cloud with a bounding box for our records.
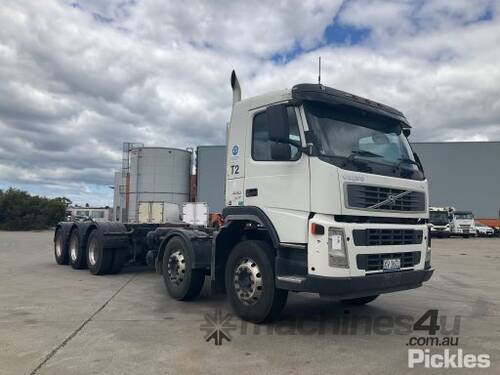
[0,0,499,204]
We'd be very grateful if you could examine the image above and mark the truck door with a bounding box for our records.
[244,106,310,244]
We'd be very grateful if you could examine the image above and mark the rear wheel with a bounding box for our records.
[162,237,205,300]
[69,230,87,269]
[86,230,112,275]
[342,295,379,305]
[109,248,127,274]
[225,240,288,323]
[54,227,69,265]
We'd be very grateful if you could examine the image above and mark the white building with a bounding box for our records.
[67,206,113,222]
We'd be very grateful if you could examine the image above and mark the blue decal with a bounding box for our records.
[231,145,239,156]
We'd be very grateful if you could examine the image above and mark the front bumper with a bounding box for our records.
[276,268,434,299]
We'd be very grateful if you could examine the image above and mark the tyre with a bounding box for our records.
[162,236,205,300]
[109,248,127,274]
[342,295,379,305]
[54,227,69,265]
[69,229,87,269]
[86,230,112,275]
[225,240,288,323]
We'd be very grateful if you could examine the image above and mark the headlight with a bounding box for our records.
[328,228,348,268]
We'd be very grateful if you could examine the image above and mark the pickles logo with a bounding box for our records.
[408,349,490,369]
[406,310,490,369]
[200,309,236,346]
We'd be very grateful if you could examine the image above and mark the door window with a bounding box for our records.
[252,107,301,161]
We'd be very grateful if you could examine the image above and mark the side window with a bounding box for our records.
[252,107,301,161]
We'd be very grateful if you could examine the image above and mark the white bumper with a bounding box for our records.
[308,214,429,278]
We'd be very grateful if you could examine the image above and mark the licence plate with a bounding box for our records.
[383,258,401,271]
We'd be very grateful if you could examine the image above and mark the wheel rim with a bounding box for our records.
[233,257,263,305]
[167,250,186,286]
[88,237,98,266]
[55,233,62,257]
[70,235,78,261]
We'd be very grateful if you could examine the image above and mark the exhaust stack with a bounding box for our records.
[231,70,241,106]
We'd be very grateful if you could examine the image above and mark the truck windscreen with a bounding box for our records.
[304,101,424,180]
[430,212,449,225]
[455,213,474,219]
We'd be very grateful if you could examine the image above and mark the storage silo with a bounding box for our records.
[122,144,192,223]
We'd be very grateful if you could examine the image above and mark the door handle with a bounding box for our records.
[245,188,258,197]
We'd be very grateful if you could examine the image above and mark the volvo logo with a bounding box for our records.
[386,194,397,205]
[368,190,411,209]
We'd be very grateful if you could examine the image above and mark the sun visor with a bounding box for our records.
[292,84,410,128]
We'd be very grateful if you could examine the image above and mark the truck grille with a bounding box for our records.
[357,252,421,271]
[352,229,423,246]
[346,184,425,212]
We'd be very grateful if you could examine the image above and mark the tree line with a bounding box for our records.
[0,188,69,230]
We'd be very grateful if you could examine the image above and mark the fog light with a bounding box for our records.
[328,228,348,268]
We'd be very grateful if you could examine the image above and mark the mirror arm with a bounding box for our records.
[286,140,314,156]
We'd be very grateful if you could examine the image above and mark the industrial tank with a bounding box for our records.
[122,146,192,223]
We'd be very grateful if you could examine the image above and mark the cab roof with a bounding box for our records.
[237,83,409,127]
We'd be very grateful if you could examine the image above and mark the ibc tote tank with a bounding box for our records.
[127,147,192,223]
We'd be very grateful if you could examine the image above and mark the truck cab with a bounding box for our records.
[451,210,476,238]
[219,72,433,321]
[429,207,452,237]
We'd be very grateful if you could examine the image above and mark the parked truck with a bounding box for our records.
[53,71,433,323]
[429,207,452,238]
[450,210,476,238]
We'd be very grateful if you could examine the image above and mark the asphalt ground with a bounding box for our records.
[1,230,499,374]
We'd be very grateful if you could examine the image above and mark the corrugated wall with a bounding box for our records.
[411,142,500,218]
[196,146,226,213]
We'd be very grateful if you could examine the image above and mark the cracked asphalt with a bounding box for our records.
[1,230,499,374]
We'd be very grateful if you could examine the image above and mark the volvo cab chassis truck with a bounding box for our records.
[53,71,433,323]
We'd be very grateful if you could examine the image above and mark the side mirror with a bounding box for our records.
[267,104,289,143]
[403,128,411,137]
[271,143,291,161]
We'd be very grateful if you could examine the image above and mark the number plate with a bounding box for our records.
[383,258,401,271]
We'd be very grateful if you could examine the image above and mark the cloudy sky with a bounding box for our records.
[1,0,499,205]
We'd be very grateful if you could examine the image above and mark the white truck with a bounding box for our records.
[450,210,476,238]
[53,72,433,323]
[429,207,452,238]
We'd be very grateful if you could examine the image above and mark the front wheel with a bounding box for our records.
[342,295,379,305]
[225,240,288,323]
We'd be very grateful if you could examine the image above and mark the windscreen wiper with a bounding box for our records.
[348,150,383,160]
[397,157,419,166]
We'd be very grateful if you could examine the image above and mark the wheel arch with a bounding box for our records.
[222,206,280,248]
[211,207,280,293]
